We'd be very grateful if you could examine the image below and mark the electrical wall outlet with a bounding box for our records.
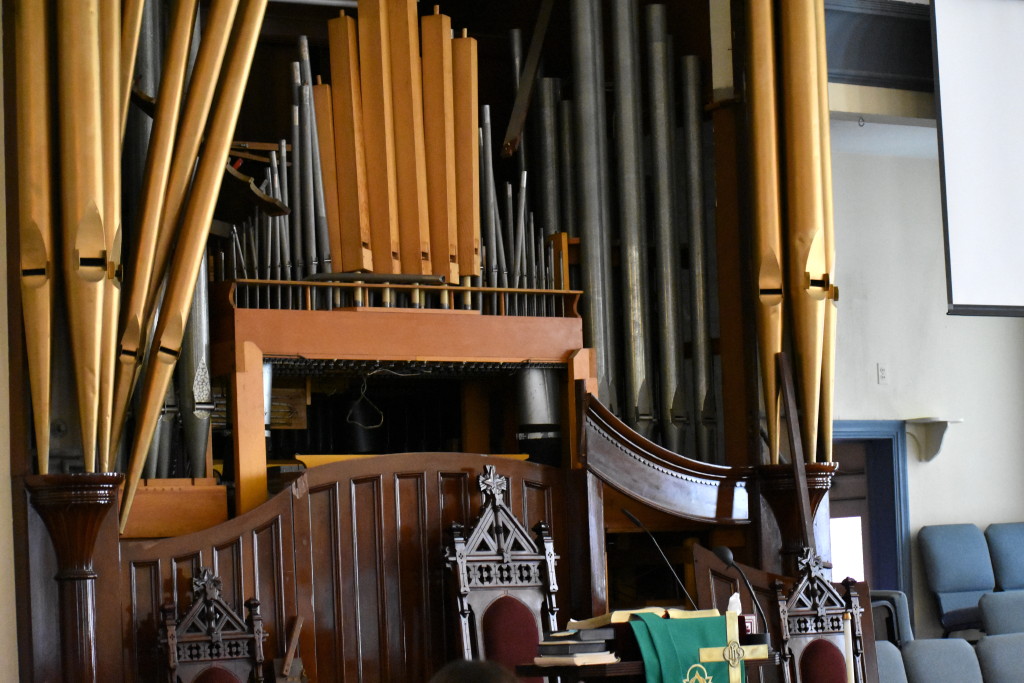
[877,362,889,385]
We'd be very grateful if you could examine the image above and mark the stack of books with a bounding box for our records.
[532,626,619,667]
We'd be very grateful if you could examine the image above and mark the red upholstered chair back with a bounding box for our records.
[481,595,541,673]
[798,639,847,683]
[193,667,243,683]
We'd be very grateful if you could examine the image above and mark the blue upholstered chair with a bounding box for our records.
[874,640,908,683]
[984,522,1024,591]
[979,591,1024,635]
[871,589,914,647]
[917,524,994,635]
[975,633,1024,683]
[901,638,982,683]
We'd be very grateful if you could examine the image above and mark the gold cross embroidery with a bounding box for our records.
[698,612,770,683]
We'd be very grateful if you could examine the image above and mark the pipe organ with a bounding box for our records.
[6,0,842,678]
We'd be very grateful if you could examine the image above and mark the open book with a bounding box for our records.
[566,607,721,630]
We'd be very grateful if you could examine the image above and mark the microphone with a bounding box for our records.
[712,545,771,647]
[621,508,697,609]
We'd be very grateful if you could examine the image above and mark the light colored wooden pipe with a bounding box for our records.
[120,0,269,532]
[328,11,373,272]
[747,0,784,464]
[358,0,401,274]
[780,0,829,464]
[58,0,109,473]
[422,7,460,285]
[312,82,345,274]
[452,29,480,283]
[388,0,432,275]
[15,0,56,474]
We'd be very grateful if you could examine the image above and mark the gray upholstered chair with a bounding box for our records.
[984,522,1024,591]
[979,590,1024,635]
[975,633,1024,683]
[873,640,908,683]
[901,638,982,683]
[918,524,994,635]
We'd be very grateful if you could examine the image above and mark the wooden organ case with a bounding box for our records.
[1,0,845,681]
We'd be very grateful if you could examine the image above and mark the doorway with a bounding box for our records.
[831,421,911,606]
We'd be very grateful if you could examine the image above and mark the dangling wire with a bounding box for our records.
[346,374,384,429]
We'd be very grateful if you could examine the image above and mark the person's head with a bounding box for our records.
[428,659,518,683]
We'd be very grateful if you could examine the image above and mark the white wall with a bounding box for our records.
[0,9,19,672]
[831,118,1024,637]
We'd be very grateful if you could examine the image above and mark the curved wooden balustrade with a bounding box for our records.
[582,394,753,524]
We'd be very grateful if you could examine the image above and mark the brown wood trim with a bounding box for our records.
[582,394,752,524]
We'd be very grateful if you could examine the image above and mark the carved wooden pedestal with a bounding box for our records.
[757,463,837,577]
[25,473,123,683]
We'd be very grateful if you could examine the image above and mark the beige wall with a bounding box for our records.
[831,119,1024,637]
[1,9,21,673]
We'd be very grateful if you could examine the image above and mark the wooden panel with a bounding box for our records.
[308,482,342,683]
[395,473,435,682]
[117,453,572,681]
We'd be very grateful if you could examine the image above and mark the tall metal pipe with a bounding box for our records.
[680,55,715,461]
[177,257,211,475]
[609,0,655,437]
[571,0,618,412]
[300,85,319,275]
[646,5,686,452]
[558,99,577,238]
[289,104,305,279]
[299,37,333,273]
[480,108,498,288]
[534,78,561,237]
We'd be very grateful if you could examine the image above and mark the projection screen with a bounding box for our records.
[935,0,1024,315]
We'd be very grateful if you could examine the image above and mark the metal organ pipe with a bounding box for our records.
[609,0,655,437]
[680,55,716,462]
[645,4,686,453]
[571,0,619,413]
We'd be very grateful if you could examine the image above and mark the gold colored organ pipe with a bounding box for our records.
[145,0,241,316]
[109,0,200,459]
[747,0,784,464]
[98,0,122,473]
[57,0,108,473]
[328,12,374,272]
[815,0,838,464]
[15,0,56,474]
[120,0,146,139]
[120,0,268,532]
[779,0,829,464]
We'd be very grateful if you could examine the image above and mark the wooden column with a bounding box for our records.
[25,473,122,683]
